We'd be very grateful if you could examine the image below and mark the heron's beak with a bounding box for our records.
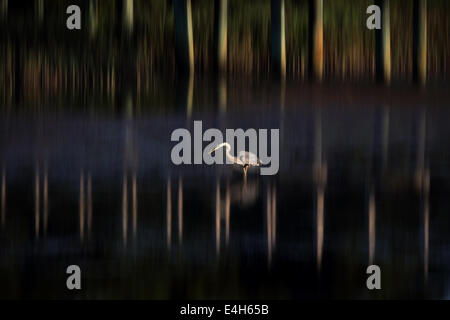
[209,148,216,154]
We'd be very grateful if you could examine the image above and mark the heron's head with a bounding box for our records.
[209,145,220,154]
[209,143,229,154]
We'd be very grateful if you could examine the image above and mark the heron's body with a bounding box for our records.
[237,151,261,167]
[210,143,262,176]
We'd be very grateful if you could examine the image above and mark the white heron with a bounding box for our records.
[209,142,262,176]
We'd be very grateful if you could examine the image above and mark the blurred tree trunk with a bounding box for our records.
[175,75,194,117]
[271,0,286,80]
[123,0,133,36]
[309,0,323,82]
[0,0,7,22]
[213,0,228,74]
[375,0,391,84]
[35,0,44,24]
[116,0,134,39]
[413,0,427,86]
[115,0,136,107]
[14,41,22,105]
[174,0,194,75]
[89,0,99,40]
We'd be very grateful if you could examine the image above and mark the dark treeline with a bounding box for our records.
[0,0,449,106]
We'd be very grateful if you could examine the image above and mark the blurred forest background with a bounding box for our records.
[0,0,449,107]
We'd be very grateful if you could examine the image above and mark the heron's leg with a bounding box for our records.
[243,165,248,185]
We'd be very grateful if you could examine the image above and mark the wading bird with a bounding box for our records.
[209,143,262,176]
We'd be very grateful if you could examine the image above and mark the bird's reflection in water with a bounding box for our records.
[214,172,262,255]
[230,178,259,207]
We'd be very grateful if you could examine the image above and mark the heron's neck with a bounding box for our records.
[222,143,238,164]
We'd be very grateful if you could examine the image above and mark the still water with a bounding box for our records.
[1,82,450,299]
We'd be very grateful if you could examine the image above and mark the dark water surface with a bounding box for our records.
[1,83,450,299]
